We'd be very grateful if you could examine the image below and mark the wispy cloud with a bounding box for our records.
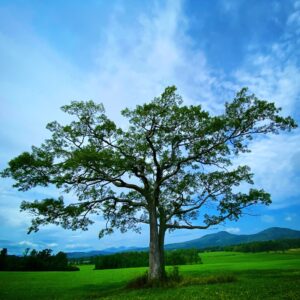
[232,1,300,208]
[235,134,300,208]
[261,215,275,223]
[46,243,58,248]
[85,0,223,116]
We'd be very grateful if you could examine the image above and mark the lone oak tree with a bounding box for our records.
[2,87,297,281]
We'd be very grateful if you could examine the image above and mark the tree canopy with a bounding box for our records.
[2,86,297,280]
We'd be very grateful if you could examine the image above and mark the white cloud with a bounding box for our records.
[235,134,300,208]
[235,1,300,111]
[225,227,241,234]
[234,1,300,117]
[18,240,38,247]
[287,1,300,29]
[234,60,300,116]
[232,2,300,209]
[65,243,91,250]
[84,0,225,118]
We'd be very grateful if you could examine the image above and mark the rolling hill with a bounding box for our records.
[165,227,300,250]
[66,227,300,258]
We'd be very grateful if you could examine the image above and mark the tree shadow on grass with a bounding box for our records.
[71,282,125,299]
[70,270,300,299]
[71,274,237,299]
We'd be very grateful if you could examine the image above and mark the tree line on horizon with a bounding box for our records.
[1,237,299,272]
[70,238,300,269]
[66,249,201,269]
[200,238,300,253]
[93,249,201,270]
[0,248,79,271]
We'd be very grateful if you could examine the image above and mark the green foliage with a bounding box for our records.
[1,86,296,236]
[127,266,182,289]
[167,265,181,282]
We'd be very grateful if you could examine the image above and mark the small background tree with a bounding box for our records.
[1,86,296,281]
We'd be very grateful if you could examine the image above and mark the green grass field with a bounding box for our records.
[1,251,300,299]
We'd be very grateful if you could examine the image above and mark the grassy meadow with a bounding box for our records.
[0,251,300,299]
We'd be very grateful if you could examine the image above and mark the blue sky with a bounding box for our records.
[0,0,300,254]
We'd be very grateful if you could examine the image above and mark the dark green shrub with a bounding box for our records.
[167,266,181,282]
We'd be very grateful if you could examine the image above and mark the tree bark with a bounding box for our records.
[158,221,166,279]
[148,206,165,281]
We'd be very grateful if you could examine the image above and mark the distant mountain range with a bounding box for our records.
[66,227,300,258]
[66,246,141,259]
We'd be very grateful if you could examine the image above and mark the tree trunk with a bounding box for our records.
[158,222,166,279]
[148,207,165,281]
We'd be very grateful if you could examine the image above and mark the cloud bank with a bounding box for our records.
[0,0,299,254]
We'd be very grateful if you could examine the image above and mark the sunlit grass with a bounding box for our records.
[0,251,299,299]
